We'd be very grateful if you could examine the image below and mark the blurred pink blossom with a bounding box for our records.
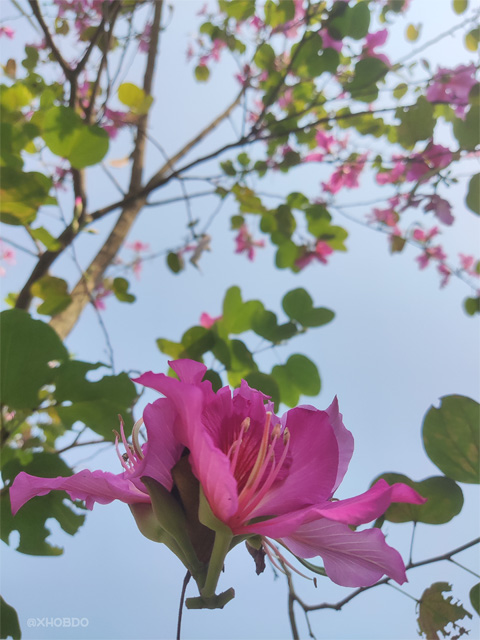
[323,153,368,194]
[437,263,451,288]
[199,312,222,328]
[424,195,454,226]
[0,26,15,39]
[138,23,152,53]
[0,241,15,277]
[235,224,265,261]
[362,29,390,66]
[426,64,477,117]
[416,245,447,270]
[406,143,452,182]
[295,240,333,270]
[319,28,343,52]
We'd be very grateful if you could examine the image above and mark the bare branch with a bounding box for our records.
[28,0,72,78]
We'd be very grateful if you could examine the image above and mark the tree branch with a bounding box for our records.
[28,0,72,78]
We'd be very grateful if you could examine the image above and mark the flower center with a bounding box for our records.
[226,412,290,526]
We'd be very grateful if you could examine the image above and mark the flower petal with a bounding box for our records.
[280,518,408,586]
[251,407,339,518]
[169,358,208,384]
[10,469,150,515]
[314,479,426,526]
[135,371,239,522]
[131,397,184,490]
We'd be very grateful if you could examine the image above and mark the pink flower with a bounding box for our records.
[295,241,334,270]
[200,312,222,328]
[413,226,439,243]
[437,263,451,288]
[0,241,15,276]
[278,87,294,109]
[126,240,150,253]
[103,108,131,138]
[138,23,152,53]
[416,245,447,270]
[323,153,368,194]
[423,195,454,226]
[376,161,406,185]
[459,254,480,277]
[362,29,390,66]
[92,283,112,310]
[304,152,325,163]
[235,224,265,261]
[319,28,343,52]
[368,206,398,227]
[0,26,15,39]
[10,359,425,591]
[426,64,477,117]
[406,143,452,182]
[315,130,336,154]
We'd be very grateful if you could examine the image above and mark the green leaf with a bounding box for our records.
[0,310,68,409]
[54,361,137,440]
[0,596,21,640]
[0,168,53,225]
[220,286,263,335]
[112,277,135,303]
[204,369,222,392]
[285,354,321,396]
[372,473,464,524]
[393,83,408,99]
[181,326,215,359]
[23,45,40,71]
[195,65,210,82]
[464,296,480,316]
[465,27,480,51]
[251,309,297,343]
[453,106,480,150]
[417,583,472,639]
[117,82,153,114]
[0,83,33,112]
[466,173,480,215]
[30,226,61,251]
[31,275,72,316]
[167,251,183,273]
[254,43,275,70]
[264,0,295,28]
[275,240,299,269]
[218,0,255,20]
[348,58,389,102]
[272,354,321,407]
[422,395,479,483]
[470,583,479,616]
[42,106,109,168]
[1,452,85,555]
[244,372,280,409]
[232,184,266,213]
[396,97,435,147]
[294,556,327,577]
[453,0,468,13]
[282,288,335,327]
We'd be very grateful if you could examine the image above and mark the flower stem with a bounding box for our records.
[201,529,233,599]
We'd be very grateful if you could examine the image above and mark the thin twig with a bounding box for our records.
[176,571,191,640]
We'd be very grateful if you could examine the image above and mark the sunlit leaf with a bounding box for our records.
[31,275,72,316]
[466,174,480,215]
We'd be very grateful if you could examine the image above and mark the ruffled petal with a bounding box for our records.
[135,370,239,522]
[10,469,150,514]
[325,397,354,492]
[131,397,184,490]
[280,518,408,586]
[250,407,339,518]
[314,479,426,526]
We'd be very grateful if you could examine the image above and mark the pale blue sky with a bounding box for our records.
[1,1,479,639]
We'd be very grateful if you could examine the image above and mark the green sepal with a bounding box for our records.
[185,588,235,610]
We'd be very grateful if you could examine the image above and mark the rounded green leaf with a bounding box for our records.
[42,106,109,168]
[282,288,335,327]
[112,277,136,303]
[422,395,480,483]
[0,596,21,640]
[406,24,421,41]
[0,309,68,409]
[0,167,53,225]
[470,583,479,616]
[195,65,210,82]
[464,296,480,316]
[118,82,153,114]
[285,354,321,396]
[466,173,480,215]
[373,473,464,524]
[31,275,72,315]
[453,0,468,13]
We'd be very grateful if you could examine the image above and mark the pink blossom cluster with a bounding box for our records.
[304,129,346,163]
[92,282,112,310]
[0,241,15,277]
[125,241,150,280]
[235,224,265,261]
[102,108,132,138]
[53,0,103,36]
[295,240,334,270]
[361,29,390,66]
[323,153,368,194]
[273,0,306,39]
[426,64,477,118]
[376,143,453,187]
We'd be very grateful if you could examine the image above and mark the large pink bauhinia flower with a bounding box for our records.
[10,359,425,607]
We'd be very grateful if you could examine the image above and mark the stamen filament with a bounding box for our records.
[114,431,131,472]
[243,412,272,491]
[119,416,136,467]
[132,418,144,459]
[229,417,250,475]
[263,539,312,581]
